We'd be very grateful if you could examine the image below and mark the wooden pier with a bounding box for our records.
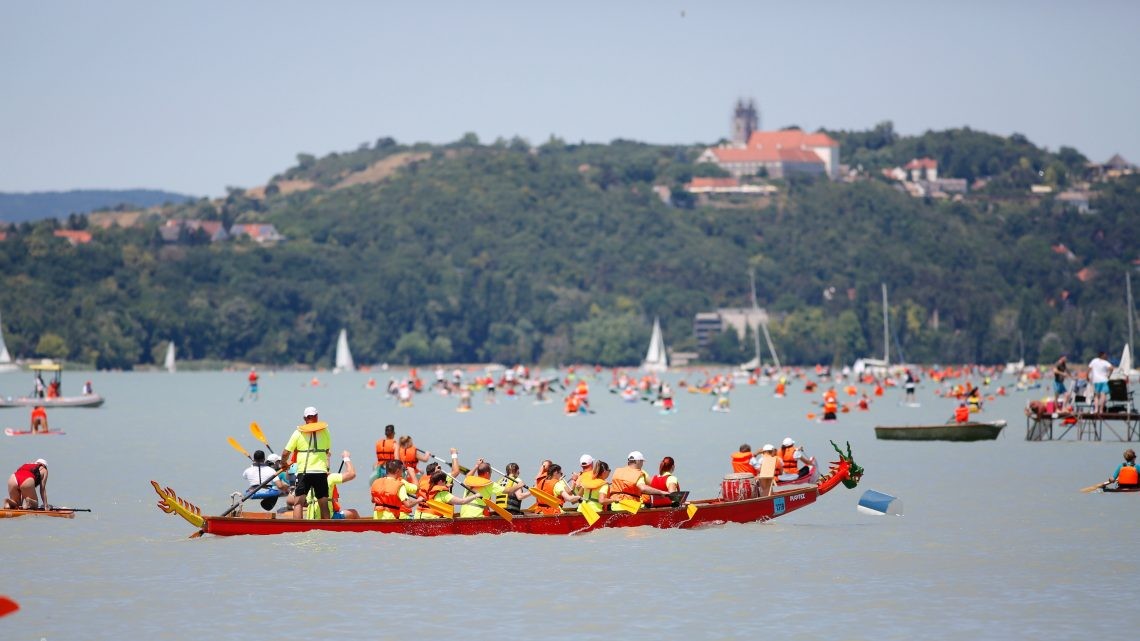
[1025,411,1140,441]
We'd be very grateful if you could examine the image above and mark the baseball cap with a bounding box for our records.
[782,437,794,447]
[35,458,48,467]
[627,451,645,462]
[761,444,775,453]
[579,454,594,466]
[303,406,319,417]
[266,453,282,463]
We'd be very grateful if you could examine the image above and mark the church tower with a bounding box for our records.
[731,98,759,146]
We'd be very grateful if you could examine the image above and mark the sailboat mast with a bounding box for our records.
[750,269,762,370]
[882,283,889,366]
[1128,272,1135,353]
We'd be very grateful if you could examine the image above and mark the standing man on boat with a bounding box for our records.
[281,406,331,520]
[5,459,48,510]
[1088,351,1113,414]
[373,424,397,482]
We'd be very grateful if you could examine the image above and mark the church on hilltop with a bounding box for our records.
[698,98,840,180]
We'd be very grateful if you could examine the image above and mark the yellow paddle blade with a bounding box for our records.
[686,503,699,519]
[529,486,562,509]
[580,501,600,526]
[250,421,269,446]
[227,436,250,459]
[617,498,641,514]
[425,499,454,518]
[484,496,513,522]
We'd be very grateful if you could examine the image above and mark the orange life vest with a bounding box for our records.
[537,476,563,506]
[955,406,970,423]
[376,438,396,465]
[416,475,433,502]
[731,451,757,475]
[331,485,341,514]
[648,473,673,507]
[609,467,644,502]
[31,407,47,421]
[780,448,799,475]
[398,445,420,482]
[824,399,838,414]
[1118,464,1139,486]
[371,477,410,518]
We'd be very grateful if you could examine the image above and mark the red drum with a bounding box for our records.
[722,472,757,501]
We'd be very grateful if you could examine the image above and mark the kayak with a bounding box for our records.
[153,442,863,537]
[5,427,66,436]
[0,508,78,519]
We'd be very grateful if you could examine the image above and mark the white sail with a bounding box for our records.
[1111,344,1133,380]
[642,318,668,373]
[0,311,17,372]
[164,341,176,373]
[334,329,355,373]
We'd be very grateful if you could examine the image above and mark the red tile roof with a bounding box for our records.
[904,158,938,170]
[688,177,740,189]
[745,130,837,148]
[53,230,92,244]
[707,146,824,164]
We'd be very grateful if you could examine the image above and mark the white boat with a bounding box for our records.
[164,341,176,373]
[1111,344,1136,380]
[334,329,355,373]
[0,311,17,373]
[642,318,668,373]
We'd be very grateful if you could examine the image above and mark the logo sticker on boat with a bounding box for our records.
[773,497,785,515]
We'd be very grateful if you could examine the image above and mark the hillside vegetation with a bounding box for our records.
[0,128,1136,370]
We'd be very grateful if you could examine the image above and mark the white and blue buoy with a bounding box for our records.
[857,489,903,516]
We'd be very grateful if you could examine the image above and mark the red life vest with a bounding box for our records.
[955,406,970,423]
[375,438,396,466]
[1118,464,1139,486]
[371,477,410,518]
[780,448,799,475]
[730,451,757,475]
[648,473,673,507]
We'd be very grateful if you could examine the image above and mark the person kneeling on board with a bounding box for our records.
[5,459,49,510]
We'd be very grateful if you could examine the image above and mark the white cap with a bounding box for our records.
[266,453,282,463]
[782,437,794,447]
[303,406,319,417]
[579,454,594,466]
[761,444,775,453]
[35,458,47,467]
[627,451,645,462]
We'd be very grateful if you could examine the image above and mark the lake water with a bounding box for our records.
[1,368,1135,640]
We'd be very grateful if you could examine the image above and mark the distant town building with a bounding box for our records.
[904,158,938,182]
[698,129,839,180]
[694,307,769,347]
[685,177,777,195]
[159,219,229,243]
[53,230,93,245]
[731,99,759,146]
[1092,153,1136,181]
[230,223,286,244]
[1056,190,1093,213]
[882,158,966,199]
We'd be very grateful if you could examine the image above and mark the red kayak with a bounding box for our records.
[154,442,863,537]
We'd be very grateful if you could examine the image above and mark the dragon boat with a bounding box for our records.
[152,442,862,538]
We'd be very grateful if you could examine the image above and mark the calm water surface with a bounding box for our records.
[1,369,1135,640]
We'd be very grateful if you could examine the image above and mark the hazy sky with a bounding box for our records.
[2,2,1137,196]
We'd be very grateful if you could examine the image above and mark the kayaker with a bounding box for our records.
[647,456,680,507]
[30,405,48,433]
[1108,449,1139,489]
[373,424,397,482]
[397,435,431,484]
[371,460,421,520]
[281,406,332,520]
[777,438,811,479]
[730,444,759,475]
[608,451,671,512]
[5,459,48,510]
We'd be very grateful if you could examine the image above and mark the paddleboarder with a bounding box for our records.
[29,405,48,434]
[5,459,49,510]
[281,406,332,519]
[247,367,259,401]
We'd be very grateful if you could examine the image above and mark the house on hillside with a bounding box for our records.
[883,157,966,199]
[694,307,770,347]
[230,223,286,244]
[1090,153,1137,181]
[685,177,777,195]
[53,230,93,245]
[159,219,228,243]
[1056,190,1093,214]
[697,129,840,180]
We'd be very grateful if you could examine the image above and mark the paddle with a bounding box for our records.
[227,436,253,461]
[579,500,600,525]
[487,464,561,509]
[424,498,455,519]
[0,595,18,618]
[190,465,284,538]
[1080,481,1110,493]
[454,478,513,522]
[425,450,470,475]
[250,421,274,453]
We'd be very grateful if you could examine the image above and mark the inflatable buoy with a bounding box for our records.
[806,413,817,420]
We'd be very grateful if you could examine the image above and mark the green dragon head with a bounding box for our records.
[830,440,864,489]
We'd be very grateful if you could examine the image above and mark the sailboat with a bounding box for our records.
[642,318,668,373]
[164,341,176,373]
[739,270,781,372]
[334,329,355,373]
[853,283,892,378]
[0,311,17,373]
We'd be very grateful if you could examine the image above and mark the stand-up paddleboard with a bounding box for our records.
[4,428,66,436]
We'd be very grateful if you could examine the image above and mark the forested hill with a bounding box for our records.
[0,128,1136,370]
[0,189,195,223]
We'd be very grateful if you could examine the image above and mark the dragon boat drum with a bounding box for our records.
[721,472,757,501]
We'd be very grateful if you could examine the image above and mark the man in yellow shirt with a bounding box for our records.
[281,406,331,520]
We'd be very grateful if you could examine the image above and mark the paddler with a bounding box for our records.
[578,460,610,515]
[5,458,49,510]
[29,405,48,434]
[281,406,332,520]
[396,435,432,484]
[371,460,422,519]
[756,444,779,496]
[1108,449,1139,490]
[417,449,462,503]
[281,451,358,519]
[417,470,480,519]
[777,438,811,479]
[608,451,671,513]
[730,444,759,475]
[373,424,397,482]
[458,461,523,518]
[647,456,681,507]
[494,462,527,514]
[532,464,581,515]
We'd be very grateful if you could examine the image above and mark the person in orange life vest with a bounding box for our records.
[372,460,422,520]
[30,406,48,433]
[534,459,553,485]
[5,459,49,509]
[857,394,870,411]
[1109,449,1139,489]
[397,435,432,485]
[731,444,759,475]
[569,454,594,491]
[281,406,332,519]
[373,424,398,482]
[564,394,581,414]
[608,451,671,513]
[417,449,462,503]
[647,456,681,507]
[532,464,581,515]
[417,469,480,519]
[822,391,839,420]
[954,402,970,424]
[777,438,811,478]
